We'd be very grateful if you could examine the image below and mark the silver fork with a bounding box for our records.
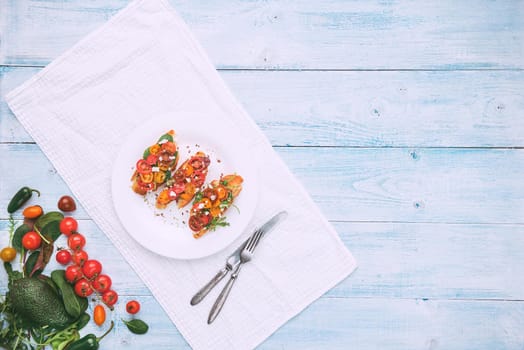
[207,228,264,324]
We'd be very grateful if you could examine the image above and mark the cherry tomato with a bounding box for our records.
[93,304,106,326]
[193,171,206,187]
[196,198,211,209]
[58,195,76,212]
[202,188,218,201]
[22,231,42,250]
[161,141,177,153]
[136,159,152,174]
[65,264,83,283]
[145,154,158,165]
[92,274,112,293]
[59,217,78,236]
[126,300,141,314]
[68,233,86,251]
[82,259,102,279]
[215,185,228,200]
[74,278,93,297]
[0,247,17,262]
[188,215,204,232]
[22,205,43,219]
[71,250,89,266]
[200,213,211,226]
[56,250,72,265]
[102,290,118,307]
[190,159,203,171]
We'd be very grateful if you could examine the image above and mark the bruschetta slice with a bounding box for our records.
[155,151,211,209]
[188,174,243,239]
[131,130,178,195]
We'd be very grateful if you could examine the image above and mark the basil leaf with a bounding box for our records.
[12,224,31,253]
[40,220,61,242]
[122,319,149,334]
[143,147,151,159]
[24,251,41,277]
[157,132,173,143]
[35,211,64,231]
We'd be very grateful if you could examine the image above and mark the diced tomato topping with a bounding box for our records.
[136,159,152,174]
[161,141,177,153]
[200,213,211,226]
[189,216,204,232]
[146,154,158,165]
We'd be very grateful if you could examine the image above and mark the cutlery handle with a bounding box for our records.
[208,265,242,324]
[190,267,229,306]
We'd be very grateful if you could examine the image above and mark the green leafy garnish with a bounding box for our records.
[193,191,204,203]
[143,147,151,159]
[157,132,174,143]
[206,216,230,231]
[218,192,233,210]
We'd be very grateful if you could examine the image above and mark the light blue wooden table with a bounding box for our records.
[1,1,523,349]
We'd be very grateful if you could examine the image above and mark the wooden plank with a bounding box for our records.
[260,298,524,350]
[3,66,524,147]
[1,144,523,224]
[281,147,524,224]
[2,220,523,300]
[330,222,524,300]
[0,144,90,219]
[1,0,523,69]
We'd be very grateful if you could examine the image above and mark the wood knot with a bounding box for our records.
[413,201,425,209]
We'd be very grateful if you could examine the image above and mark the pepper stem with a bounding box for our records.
[97,320,114,342]
[31,188,41,197]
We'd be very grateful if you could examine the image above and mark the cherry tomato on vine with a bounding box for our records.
[102,290,118,306]
[82,259,102,279]
[0,247,17,262]
[22,231,42,250]
[126,300,141,314]
[74,278,93,297]
[92,274,112,293]
[65,264,83,283]
[68,233,86,251]
[56,250,72,265]
[59,217,78,236]
[71,250,89,266]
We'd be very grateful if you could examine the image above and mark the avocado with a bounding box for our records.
[8,277,75,329]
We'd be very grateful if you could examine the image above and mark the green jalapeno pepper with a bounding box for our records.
[7,186,40,213]
[66,321,114,350]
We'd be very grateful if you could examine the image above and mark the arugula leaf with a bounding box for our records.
[218,192,233,210]
[206,216,230,231]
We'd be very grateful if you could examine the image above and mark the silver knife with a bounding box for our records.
[207,210,288,323]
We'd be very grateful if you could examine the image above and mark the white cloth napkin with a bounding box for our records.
[6,0,357,349]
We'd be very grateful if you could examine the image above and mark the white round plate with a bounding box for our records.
[111,114,258,259]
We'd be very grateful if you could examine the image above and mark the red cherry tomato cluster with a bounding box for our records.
[56,217,118,307]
